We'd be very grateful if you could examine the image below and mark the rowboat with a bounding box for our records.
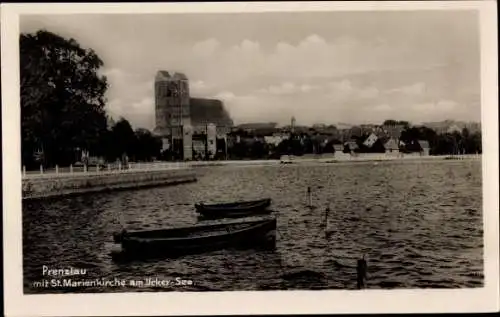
[112,216,277,259]
[195,198,272,216]
[197,208,274,220]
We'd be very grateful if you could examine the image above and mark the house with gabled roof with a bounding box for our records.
[333,144,343,153]
[343,141,359,154]
[384,138,399,153]
[418,140,430,156]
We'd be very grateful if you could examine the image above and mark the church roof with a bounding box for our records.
[189,98,233,127]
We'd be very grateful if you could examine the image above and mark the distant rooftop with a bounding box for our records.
[344,141,359,150]
[418,140,430,149]
[237,122,278,130]
[384,138,399,150]
[156,70,188,81]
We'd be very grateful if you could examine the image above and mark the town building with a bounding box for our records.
[382,124,405,140]
[465,122,481,134]
[264,134,288,147]
[417,140,430,156]
[350,126,363,138]
[237,122,278,131]
[447,124,462,134]
[190,98,233,136]
[344,141,359,154]
[384,138,399,153]
[333,144,343,153]
[154,70,233,160]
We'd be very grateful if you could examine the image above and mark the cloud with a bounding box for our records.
[326,80,380,101]
[192,38,220,58]
[100,68,126,79]
[232,39,261,54]
[264,82,297,95]
[131,97,154,111]
[413,100,458,112]
[373,104,393,112]
[190,80,216,96]
[300,84,317,93]
[359,87,380,99]
[328,80,354,93]
[213,91,236,101]
[99,67,155,128]
[398,99,473,123]
[257,82,320,95]
[388,82,427,95]
[100,32,478,127]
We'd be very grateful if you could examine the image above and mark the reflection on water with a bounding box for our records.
[23,160,483,293]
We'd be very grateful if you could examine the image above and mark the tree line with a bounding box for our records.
[399,126,481,155]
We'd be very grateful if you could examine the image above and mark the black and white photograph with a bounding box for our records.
[2,1,499,316]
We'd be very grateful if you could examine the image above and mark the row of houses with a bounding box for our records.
[342,136,430,155]
[226,129,430,156]
[232,122,407,144]
[184,120,434,159]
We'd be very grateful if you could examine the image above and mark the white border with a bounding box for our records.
[2,2,499,316]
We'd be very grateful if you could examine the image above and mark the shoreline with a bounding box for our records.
[22,169,197,201]
[278,153,481,163]
[189,154,481,167]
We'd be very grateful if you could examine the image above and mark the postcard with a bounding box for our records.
[2,1,499,316]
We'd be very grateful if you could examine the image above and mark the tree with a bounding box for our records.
[383,119,410,128]
[134,128,162,161]
[109,118,136,162]
[21,30,108,168]
[343,143,351,154]
[228,140,249,159]
[323,140,336,154]
[433,133,455,155]
[383,119,398,126]
[398,121,410,128]
[399,126,438,153]
[249,140,267,159]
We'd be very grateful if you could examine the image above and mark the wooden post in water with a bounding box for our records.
[356,255,368,289]
[307,186,312,208]
[323,206,330,228]
[55,165,59,174]
[70,164,73,174]
[40,164,43,174]
[22,166,26,177]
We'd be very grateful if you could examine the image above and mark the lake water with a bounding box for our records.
[23,159,483,293]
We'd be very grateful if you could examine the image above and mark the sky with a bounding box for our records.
[20,10,481,130]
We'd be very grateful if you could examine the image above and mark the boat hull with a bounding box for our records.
[112,217,277,260]
[195,198,272,216]
[197,208,274,220]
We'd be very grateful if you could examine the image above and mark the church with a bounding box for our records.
[153,71,233,160]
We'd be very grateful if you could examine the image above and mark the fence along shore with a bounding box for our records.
[22,162,197,201]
